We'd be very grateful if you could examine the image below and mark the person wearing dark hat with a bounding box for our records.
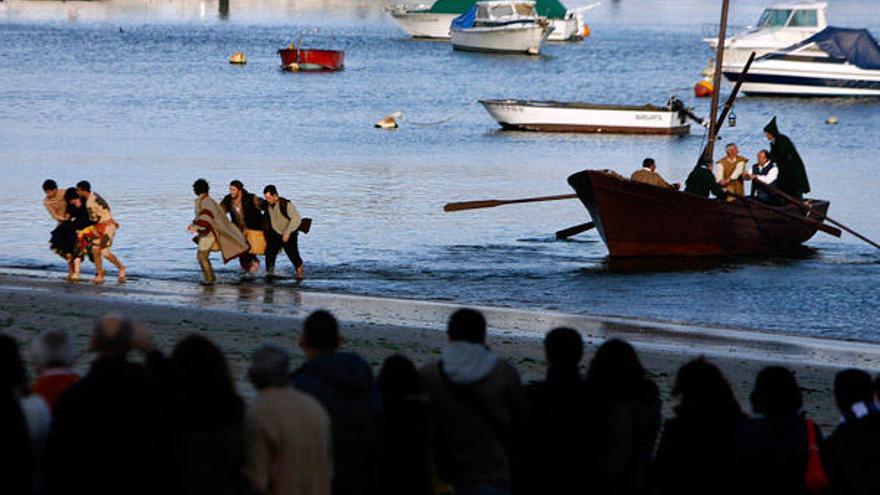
[684,155,727,199]
[764,117,810,200]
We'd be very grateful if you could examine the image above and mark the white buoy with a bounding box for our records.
[375,112,403,129]
[826,116,839,125]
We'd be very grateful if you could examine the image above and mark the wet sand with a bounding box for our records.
[2,271,878,430]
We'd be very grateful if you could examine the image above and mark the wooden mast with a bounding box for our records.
[703,0,731,163]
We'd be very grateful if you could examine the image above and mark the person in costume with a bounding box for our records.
[764,117,810,200]
[261,185,304,281]
[49,188,94,281]
[220,180,264,273]
[42,179,68,224]
[685,156,727,199]
[715,143,747,200]
[188,179,250,285]
[76,181,126,284]
[631,158,680,190]
[744,150,780,205]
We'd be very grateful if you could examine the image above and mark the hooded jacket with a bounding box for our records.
[420,342,528,488]
[291,352,382,495]
[764,117,811,198]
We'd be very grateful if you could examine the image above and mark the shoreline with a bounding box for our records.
[2,270,878,429]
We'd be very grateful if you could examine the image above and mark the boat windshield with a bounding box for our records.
[513,3,537,17]
[489,4,515,18]
[788,9,818,27]
[757,8,792,28]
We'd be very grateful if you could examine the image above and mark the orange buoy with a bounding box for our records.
[229,51,247,64]
[582,24,591,38]
[694,79,713,98]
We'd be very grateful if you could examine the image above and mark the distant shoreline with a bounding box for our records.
[2,270,877,428]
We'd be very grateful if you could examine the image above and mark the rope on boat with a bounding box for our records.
[406,100,480,127]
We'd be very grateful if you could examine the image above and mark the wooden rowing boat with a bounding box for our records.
[567,170,831,257]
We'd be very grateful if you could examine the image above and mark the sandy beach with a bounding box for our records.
[2,271,879,430]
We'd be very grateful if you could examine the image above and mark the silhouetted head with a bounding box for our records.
[764,116,779,140]
[300,310,340,357]
[42,179,58,193]
[447,308,487,344]
[171,334,242,423]
[378,354,423,399]
[91,315,133,358]
[193,178,209,196]
[76,180,91,193]
[672,357,741,419]
[750,366,802,416]
[834,368,874,415]
[586,338,649,397]
[31,329,75,374]
[63,187,80,204]
[249,344,291,390]
[544,327,583,370]
[0,335,27,394]
[642,158,655,170]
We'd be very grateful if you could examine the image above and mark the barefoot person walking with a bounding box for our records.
[188,179,250,285]
[76,181,126,284]
[261,185,305,281]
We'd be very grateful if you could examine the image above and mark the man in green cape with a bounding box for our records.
[764,117,811,199]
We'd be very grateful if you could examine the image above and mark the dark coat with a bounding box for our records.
[377,394,434,495]
[520,368,591,495]
[823,411,880,495]
[221,191,266,231]
[655,411,746,495]
[685,166,727,198]
[765,117,810,198]
[734,415,823,495]
[420,359,528,489]
[44,355,177,495]
[291,352,383,495]
[583,380,661,495]
[0,392,32,495]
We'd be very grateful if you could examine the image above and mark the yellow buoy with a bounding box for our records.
[826,116,839,125]
[284,63,301,72]
[229,51,247,64]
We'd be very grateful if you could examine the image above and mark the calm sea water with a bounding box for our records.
[1,0,879,340]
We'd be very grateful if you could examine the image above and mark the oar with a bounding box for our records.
[754,181,879,249]
[556,222,595,239]
[443,194,577,212]
[737,196,841,238]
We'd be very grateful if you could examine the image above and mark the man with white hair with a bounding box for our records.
[30,329,79,411]
[246,344,332,495]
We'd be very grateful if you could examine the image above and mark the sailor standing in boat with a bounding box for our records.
[744,150,779,205]
[261,185,305,281]
[764,117,811,200]
[715,143,747,200]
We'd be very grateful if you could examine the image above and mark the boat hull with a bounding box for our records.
[390,11,457,38]
[480,100,690,135]
[451,24,549,54]
[722,57,880,97]
[278,48,345,71]
[568,170,829,257]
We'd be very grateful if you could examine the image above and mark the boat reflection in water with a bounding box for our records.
[593,247,820,275]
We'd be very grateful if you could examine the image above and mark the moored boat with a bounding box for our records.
[567,170,830,257]
[277,46,344,71]
[480,98,702,135]
[703,2,828,69]
[387,0,588,42]
[722,27,880,97]
[450,1,554,55]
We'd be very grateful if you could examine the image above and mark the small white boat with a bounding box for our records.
[387,4,457,39]
[450,1,553,55]
[387,0,593,42]
[723,27,880,97]
[480,97,703,135]
[704,2,827,69]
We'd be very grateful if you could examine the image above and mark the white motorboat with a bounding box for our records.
[480,97,704,135]
[722,27,880,97]
[387,0,593,42]
[450,1,553,55]
[387,4,457,39]
[704,2,827,69]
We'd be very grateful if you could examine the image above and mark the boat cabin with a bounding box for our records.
[753,2,827,31]
[474,1,540,25]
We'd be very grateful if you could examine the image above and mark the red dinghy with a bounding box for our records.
[278,46,344,72]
